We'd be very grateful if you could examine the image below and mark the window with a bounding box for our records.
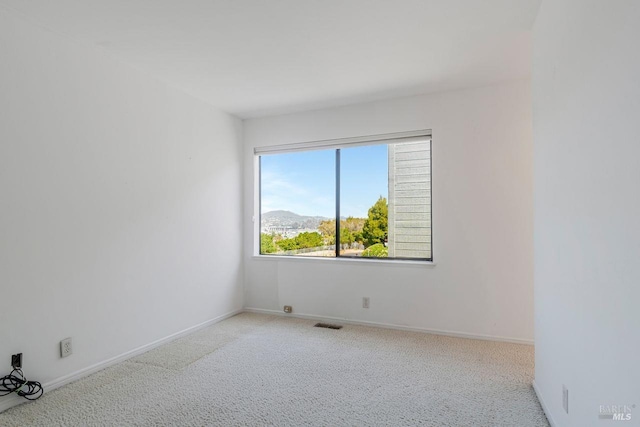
[257,131,432,261]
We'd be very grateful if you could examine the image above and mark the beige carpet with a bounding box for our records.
[0,313,548,426]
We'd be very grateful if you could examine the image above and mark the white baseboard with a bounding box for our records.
[0,395,22,415]
[243,308,534,345]
[0,308,243,414]
[532,380,556,427]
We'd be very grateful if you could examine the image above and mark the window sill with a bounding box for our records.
[251,255,436,267]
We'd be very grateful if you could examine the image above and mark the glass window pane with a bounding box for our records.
[260,149,336,257]
[339,144,389,258]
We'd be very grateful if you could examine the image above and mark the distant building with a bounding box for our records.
[261,225,317,239]
[261,225,293,236]
[387,141,432,259]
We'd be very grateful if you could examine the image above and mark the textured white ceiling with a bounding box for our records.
[0,0,541,118]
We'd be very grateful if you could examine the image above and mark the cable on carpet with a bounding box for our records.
[0,368,44,401]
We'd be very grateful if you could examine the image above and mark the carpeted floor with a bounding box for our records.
[0,313,548,426]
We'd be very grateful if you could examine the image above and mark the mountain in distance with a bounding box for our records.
[261,210,329,231]
[262,210,307,220]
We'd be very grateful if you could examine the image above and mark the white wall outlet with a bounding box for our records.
[60,337,73,358]
[562,385,569,413]
[363,297,370,309]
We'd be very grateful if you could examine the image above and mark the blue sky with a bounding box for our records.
[260,145,388,218]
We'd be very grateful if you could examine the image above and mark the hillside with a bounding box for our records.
[261,210,328,231]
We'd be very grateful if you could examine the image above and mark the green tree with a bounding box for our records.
[318,217,365,247]
[362,196,388,247]
[277,237,299,251]
[318,219,336,245]
[276,232,324,252]
[340,228,355,248]
[318,219,335,237]
[342,217,365,233]
[343,216,365,245]
[260,233,277,254]
[295,232,323,249]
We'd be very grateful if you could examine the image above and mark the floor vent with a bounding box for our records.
[314,323,343,330]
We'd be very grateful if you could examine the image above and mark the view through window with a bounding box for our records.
[259,137,431,260]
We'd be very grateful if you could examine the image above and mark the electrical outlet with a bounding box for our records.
[283,305,292,313]
[60,338,73,358]
[562,385,569,413]
[11,353,22,369]
[363,297,370,309]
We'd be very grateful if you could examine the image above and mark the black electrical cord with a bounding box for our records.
[0,368,43,400]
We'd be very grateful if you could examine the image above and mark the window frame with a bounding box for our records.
[255,130,433,262]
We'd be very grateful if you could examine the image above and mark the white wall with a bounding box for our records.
[243,80,534,343]
[533,1,640,425]
[0,8,243,404]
